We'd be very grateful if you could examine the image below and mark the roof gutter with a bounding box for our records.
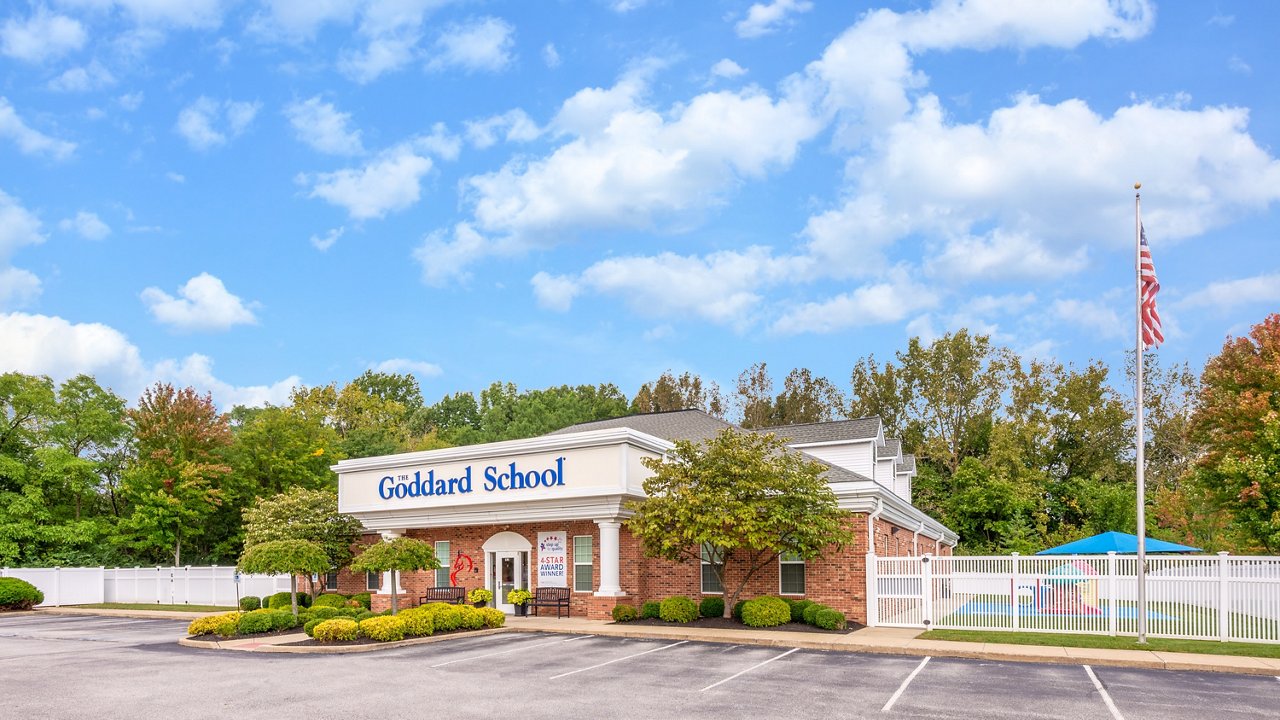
[867,497,884,556]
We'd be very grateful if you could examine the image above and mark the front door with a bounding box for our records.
[493,551,526,614]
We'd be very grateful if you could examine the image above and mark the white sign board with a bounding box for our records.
[537,531,567,588]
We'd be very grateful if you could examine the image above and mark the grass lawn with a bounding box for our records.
[920,629,1280,659]
[70,603,236,613]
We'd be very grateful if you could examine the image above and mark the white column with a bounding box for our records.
[594,520,625,597]
[379,530,406,594]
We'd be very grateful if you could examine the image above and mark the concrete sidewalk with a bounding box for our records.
[37,606,228,621]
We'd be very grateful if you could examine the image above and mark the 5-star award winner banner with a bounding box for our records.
[537,531,567,588]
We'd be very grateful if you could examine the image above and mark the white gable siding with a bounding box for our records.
[893,472,912,503]
[874,458,896,486]
[794,440,875,479]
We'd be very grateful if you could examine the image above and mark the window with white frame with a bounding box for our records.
[701,543,723,594]
[434,541,451,586]
[324,572,339,591]
[573,535,593,592]
[779,552,805,595]
[366,571,381,591]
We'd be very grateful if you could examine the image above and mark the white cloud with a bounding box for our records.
[710,58,747,79]
[59,211,112,240]
[0,267,41,309]
[735,0,813,39]
[413,122,462,161]
[48,61,115,92]
[299,145,433,220]
[927,230,1089,282]
[310,226,343,251]
[530,272,580,312]
[118,91,144,110]
[542,42,560,68]
[785,284,938,335]
[0,188,46,260]
[465,109,540,149]
[0,97,77,160]
[369,358,443,377]
[1228,55,1251,75]
[1178,272,1280,311]
[1050,298,1125,339]
[427,16,514,73]
[62,0,228,28]
[285,96,364,155]
[412,222,491,286]
[610,0,649,12]
[771,273,939,335]
[175,97,260,150]
[166,171,185,183]
[153,353,299,407]
[339,33,419,84]
[140,272,259,332]
[1,7,86,63]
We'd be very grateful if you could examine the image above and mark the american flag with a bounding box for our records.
[1140,224,1164,347]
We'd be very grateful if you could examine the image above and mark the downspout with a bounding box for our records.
[867,498,884,556]
[913,521,924,556]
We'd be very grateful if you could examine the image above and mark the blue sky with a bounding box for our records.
[1,0,1277,409]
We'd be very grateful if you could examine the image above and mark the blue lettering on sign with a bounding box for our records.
[379,456,565,501]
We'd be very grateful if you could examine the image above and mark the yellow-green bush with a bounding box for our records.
[431,604,463,632]
[741,597,791,628]
[400,609,435,637]
[313,618,358,642]
[479,607,505,628]
[359,616,407,642]
[458,605,485,630]
[187,612,241,637]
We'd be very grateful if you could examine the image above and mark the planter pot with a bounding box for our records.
[473,601,487,608]
[514,604,528,617]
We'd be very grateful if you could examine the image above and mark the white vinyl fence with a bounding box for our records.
[870,552,1280,644]
[2,566,293,608]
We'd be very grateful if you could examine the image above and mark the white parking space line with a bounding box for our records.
[549,640,688,679]
[430,638,568,667]
[560,634,593,642]
[699,647,798,692]
[1084,666,1126,720]
[881,656,930,713]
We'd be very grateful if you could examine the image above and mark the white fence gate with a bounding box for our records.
[3,566,293,608]
[869,552,1280,644]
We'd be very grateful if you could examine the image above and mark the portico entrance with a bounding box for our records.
[482,531,531,614]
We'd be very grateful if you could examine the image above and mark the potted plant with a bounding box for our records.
[507,588,533,616]
[468,588,493,608]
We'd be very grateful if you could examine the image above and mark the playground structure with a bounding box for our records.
[1015,560,1102,616]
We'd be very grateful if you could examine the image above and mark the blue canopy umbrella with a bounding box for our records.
[1036,531,1201,555]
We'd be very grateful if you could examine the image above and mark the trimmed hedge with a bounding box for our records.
[313,593,348,608]
[266,591,311,610]
[458,605,485,630]
[788,599,813,624]
[659,596,698,624]
[238,596,261,611]
[187,612,241,637]
[431,604,463,632]
[335,607,362,619]
[813,608,847,631]
[741,597,791,628]
[237,609,276,635]
[349,592,372,610]
[269,610,297,631]
[0,577,43,610]
[480,607,506,629]
[308,606,340,621]
[802,603,827,626]
[355,610,375,622]
[731,600,746,621]
[303,618,325,637]
[698,597,725,619]
[313,618,358,642]
[359,616,406,642]
[399,609,435,637]
[611,604,638,622]
[639,601,661,620]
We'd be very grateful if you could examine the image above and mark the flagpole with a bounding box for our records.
[1134,182,1147,644]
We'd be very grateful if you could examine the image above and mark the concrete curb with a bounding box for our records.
[37,607,227,621]
[178,627,512,655]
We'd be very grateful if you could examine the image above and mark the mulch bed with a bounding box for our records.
[184,628,302,642]
[621,616,863,635]
[278,628,484,647]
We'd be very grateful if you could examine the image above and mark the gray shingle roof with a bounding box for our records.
[750,416,882,444]
[896,454,917,473]
[882,437,901,459]
[545,409,735,443]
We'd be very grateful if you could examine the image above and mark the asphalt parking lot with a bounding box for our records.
[1,614,1277,720]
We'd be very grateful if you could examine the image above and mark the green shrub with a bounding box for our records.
[802,603,829,626]
[238,596,261,611]
[313,593,347,608]
[313,618,358,642]
[237,609,276,635]
[698,597,725,618]
[813,608,846,631]
[334,607,362,618]
[458,605,485,630]
[355,611,375,622]
[350,592,372,610]
[611,604,638,622]
[0,578,43,610]
[639,601,661,619]
[789,599,813,623]
[308,606,339,620]
[741,597,791,628]
[659,596,698,623]
[480,607,505,628]
[187,612,241,637]
[731,600,746,621]
[359,616,407,642]
[270,610,298,631]
[265,591,311,610]
[400,609,435,637]
[304,618,324,637]
[431,605,462,632]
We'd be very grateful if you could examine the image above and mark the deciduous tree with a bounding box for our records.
[349,537,441,614]
[237,539,331,615]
